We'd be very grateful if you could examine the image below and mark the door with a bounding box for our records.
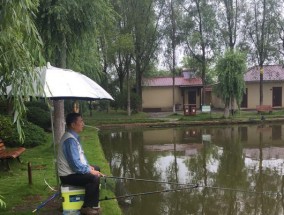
[272,87,282,107]
[188,90,196,105]
[241,88,248,108]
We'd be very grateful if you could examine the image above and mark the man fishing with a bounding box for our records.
[57,112,103,215]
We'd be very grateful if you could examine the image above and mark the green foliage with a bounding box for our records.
[111,90,141,112]
[215,50,247,108]
[0,99,9,114]
[0,195,6,208]
[0,115,47,148]
[144,68,176,78]
[25,101,51,131]
[26,106,51,131]
[36,0,115,68]
[0,0,45,142]
[25,101,49,111]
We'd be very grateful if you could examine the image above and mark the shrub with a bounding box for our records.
[25,101,51,131]
[0,115,47,148]
[25,100,49,111]
[26,106,51,131]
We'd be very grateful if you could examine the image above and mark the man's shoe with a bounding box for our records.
[80,206,100,215]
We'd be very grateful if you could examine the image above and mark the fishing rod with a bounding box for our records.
[103,176,195,186]
[100,184,199,201]
[32,191,60,213]
[103,176,282,197]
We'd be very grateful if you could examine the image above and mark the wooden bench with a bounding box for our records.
[0,139,26,170]
[256,105,272,114]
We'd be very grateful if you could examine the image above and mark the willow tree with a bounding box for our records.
[36,0,115,144]
[0,0,44,141]
[215,50,246,118]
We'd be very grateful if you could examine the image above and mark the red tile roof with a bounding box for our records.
[244,65,284,82]
[142,77,203,87]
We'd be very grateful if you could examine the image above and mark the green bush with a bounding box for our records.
[25,100,49,111]
[26,106,51,131]
[0,115,47,148]
[111,91,141,112]
[25,101,51,131]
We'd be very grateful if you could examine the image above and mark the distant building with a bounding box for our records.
[142,69,203,112]
[142,65,284,112]
[241,65,284,109]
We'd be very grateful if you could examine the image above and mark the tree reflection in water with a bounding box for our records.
[99,124,284,215]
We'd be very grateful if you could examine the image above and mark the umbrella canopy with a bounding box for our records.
[38,62,113,100]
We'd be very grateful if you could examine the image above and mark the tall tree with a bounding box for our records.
[36,0,115,144]
[130,0,162,111]
[245,0,280,105]
[215,50,246,118]
[182,0,218,105]
[215,0,245,50]
[163,0,183,113]
[0,0,44,141]
[108,0,134,93]
[276,4,284,64]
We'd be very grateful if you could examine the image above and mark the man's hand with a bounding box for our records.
[89,166,105,177]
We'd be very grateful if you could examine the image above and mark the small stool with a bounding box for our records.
[61,185,85,214]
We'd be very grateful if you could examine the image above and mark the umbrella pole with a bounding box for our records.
[49,105,60,187]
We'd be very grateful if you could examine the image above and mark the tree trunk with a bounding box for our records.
[127,70,131,116]
[224,105,230,118]
[260,66,263,105]
[53,100,65,144]
[53,34,67,145]
[171,0,176,114]
[136,61,143,112]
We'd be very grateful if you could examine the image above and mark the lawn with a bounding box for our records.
[0,127,122,215]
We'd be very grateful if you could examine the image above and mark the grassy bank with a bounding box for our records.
[84,109,284,128]
[0,127,122,215]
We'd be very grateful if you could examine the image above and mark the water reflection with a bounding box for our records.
[99,123,284,215]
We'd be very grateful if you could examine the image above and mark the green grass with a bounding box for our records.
[177,109,284,122]
[0,127,122,215]
[84,110,166,125]
[83,109,284,128]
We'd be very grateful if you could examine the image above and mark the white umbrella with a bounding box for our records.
[37,62,114,100]
[6,62,114,101]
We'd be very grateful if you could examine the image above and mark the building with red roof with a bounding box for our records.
[142,71,205,112]
[142,65,284,112]
[240,65,284,109]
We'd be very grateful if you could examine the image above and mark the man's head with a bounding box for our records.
[66,113,84,133]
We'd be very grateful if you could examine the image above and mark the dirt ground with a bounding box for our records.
[11,194,62,214]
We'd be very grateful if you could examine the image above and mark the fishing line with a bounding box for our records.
[100,184,199,201]
[199,184,281,197]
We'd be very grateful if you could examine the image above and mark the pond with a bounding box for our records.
[99,123,284,215]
